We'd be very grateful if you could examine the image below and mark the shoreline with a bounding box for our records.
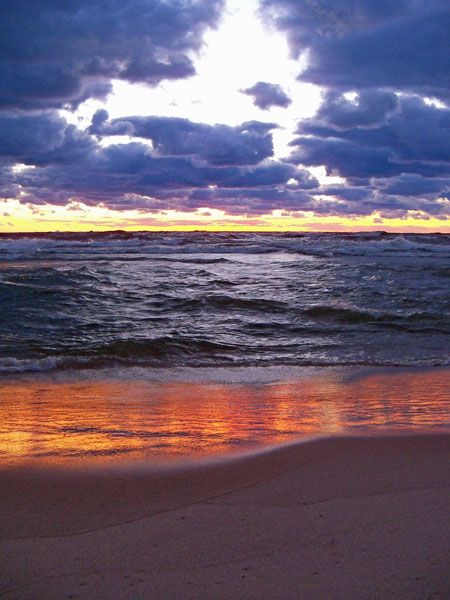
[1,432,449,599]
[1,365,449,468]
[2,362,450,383]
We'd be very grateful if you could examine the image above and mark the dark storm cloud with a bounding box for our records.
[2,107,448,219]
[288,95,450,179]
[0,0,224,110]
[85,145,317,191]
[0,113,68,158]
[0,109,316,199]
[299,96,450,164]
[6,139,449,217]
[288,136,399,179]
[381,175,450,197]
[241,82,292,110]
[89,113,277,166]
[0,112,96,165]
[253,0,450,220]
[260,0,450,100]
[314,90,399,129]
[0,109,321,215]
[310,186,373,202]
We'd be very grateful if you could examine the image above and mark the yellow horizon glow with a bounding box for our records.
[1,199,449,233]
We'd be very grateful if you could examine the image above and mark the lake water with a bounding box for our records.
[0,231,449,465]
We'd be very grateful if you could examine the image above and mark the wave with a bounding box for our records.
[96,336,236,359]
[1,231,449,262]
[0,336,238,373]
[0,356,64,373]
[142,294,290,314]
[153,256,232,264]
[303,304,448,325]
[1,231,448,374]
[194,295,288,312]
[2,351,449,374]
[330,236,450,257]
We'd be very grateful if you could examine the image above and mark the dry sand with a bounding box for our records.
[0,433,449,599]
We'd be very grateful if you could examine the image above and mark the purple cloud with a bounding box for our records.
[0,0,225,110]
[90,113,277,166]
[0,0,449,223]
[260,0,450,101]
[0,110,321,216]
[241,82,292,110]
[314,90,399,129]
[288,95,450,179]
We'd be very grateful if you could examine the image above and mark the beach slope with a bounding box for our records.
[1,434,449,599]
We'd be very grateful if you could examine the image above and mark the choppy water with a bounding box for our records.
[0,231,449,374]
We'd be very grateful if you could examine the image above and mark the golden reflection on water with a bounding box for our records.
[0,368,448,466]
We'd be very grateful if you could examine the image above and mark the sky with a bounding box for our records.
[1,0,450,233]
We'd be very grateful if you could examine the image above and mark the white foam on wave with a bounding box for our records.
[0,232,449,261]
[0,356,62,373]
[332,235,450,257]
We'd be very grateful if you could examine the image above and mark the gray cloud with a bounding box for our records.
[314,90,399,129]
[0,0,224,110]
[241,82,292,110]
[0,110,321,216]
[0,0,449,223]
[1,104,448,220]
[260,0,450,101]
[90,113,278,166]
[288,95,450,181]
[381,174,450,197]
[0,112,96,166]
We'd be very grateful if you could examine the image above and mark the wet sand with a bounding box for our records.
[1,433,449,599]
[1,366,449,466]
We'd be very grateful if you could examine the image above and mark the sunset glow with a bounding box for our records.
[1,0,449,233]
[2,199,450,234]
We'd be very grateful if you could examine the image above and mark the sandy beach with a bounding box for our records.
[1,433,449,599]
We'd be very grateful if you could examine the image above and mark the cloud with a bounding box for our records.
[0,112,67,158]
[0,0,224,110]
[288,136,400,179]
[0,112,95,165]
[180,187,314,215]
[1,105,448,220]
[283,91,450,218]
[288,94,450,179]
[241,82,292,110]
[310,186,373,202]
[0,110,321,215]
[1,0,449,223]
[299,96,450,163]
[381,174,450,197]
[90,113,277,166]
[253,0,450,220]
[314,90,399,129]
[260,0,450,100]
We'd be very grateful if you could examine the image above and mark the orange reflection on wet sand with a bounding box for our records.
[0,368,448,466]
